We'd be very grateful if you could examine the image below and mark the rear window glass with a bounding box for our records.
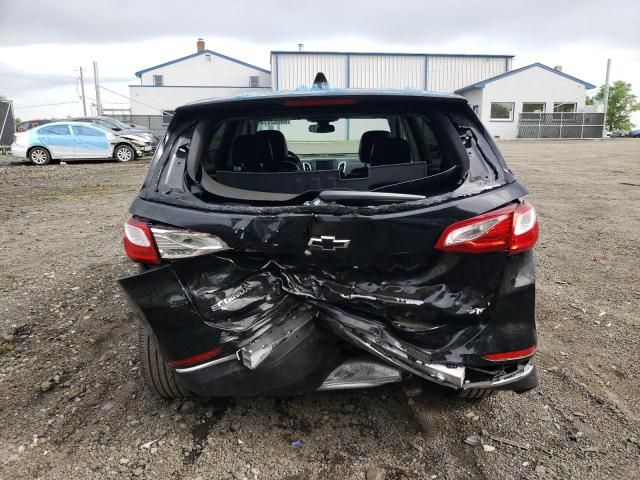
[156,100,500,205]
[198,113,452,178]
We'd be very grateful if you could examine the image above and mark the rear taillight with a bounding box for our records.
[123,216,229,264]
[123,217,160,264]
[435,202,538,255]
[150,227,229,259]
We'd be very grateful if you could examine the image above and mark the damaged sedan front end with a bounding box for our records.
[119,87,539,399]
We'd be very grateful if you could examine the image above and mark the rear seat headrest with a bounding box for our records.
[256,130,288,163]
[370,138,411,166]
[231,135,273,171]
[359,130,390,164]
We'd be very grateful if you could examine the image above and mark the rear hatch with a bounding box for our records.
[120,91,534,367]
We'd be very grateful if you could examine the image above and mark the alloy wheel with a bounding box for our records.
[31,149,48,165]
[116,146,133,162]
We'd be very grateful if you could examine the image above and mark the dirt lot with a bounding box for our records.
[0,140,639,480]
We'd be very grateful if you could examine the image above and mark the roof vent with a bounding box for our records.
[313,72,329,89]
[554,65,562,72]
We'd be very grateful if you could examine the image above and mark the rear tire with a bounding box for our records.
[458,388,495,400]
[114,144,134,163]
[29,147,51,165]
[138,322,191,399]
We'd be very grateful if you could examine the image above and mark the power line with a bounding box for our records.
[16,100,79,109]
[99,85,162,113]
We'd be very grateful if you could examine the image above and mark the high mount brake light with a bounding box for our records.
[282,97,358,107]
[435,202,538,255]
[123,217,229,264]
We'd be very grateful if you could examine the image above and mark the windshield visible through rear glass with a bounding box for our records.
[257,117,391,155]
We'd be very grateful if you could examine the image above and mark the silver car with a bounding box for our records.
[11,121,152,165]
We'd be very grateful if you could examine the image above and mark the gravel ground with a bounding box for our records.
[0,140,639,479]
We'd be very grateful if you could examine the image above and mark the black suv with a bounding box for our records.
[119,84,539,400]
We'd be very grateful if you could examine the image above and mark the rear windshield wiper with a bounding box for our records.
[317,190,425,206]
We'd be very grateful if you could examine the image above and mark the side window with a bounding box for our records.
[490,102,515,121]
[162,110,174,125]
[415,117,447,174]
[40,125,70,136]
[553,102,577,113]
[203,123,228,173]
[71,125,105,137]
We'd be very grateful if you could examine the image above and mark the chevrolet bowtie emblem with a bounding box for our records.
[308,235,351,251]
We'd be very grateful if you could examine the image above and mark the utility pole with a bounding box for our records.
[79,66,87,115]
[602,58,611,132]
[93,61,102,116]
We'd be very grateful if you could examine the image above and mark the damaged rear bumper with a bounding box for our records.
[319,305,537,392]
[119,251,537,397]
[171,306,537,394]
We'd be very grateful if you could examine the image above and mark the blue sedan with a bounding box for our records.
[11,121,152,165]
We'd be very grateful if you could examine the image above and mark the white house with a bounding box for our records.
[270,50,514,93]
[129,39,271,115]
[455,63,597,139]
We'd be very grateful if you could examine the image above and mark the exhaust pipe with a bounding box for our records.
[317,356,402,391]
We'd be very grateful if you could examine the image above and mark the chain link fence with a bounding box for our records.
[0,100,16,154]
[517,112,605,139]
[103,114,172,139]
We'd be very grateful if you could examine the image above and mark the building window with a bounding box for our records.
[204,54,211,62]
[161,110,175,125]
[522,102,545,113]
[153,75,164,86]
[249,76,259,88]
[553,102,577,112]
[490,102,515,121]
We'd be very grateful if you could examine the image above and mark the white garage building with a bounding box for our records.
[129,39,271,116]
[127,42,600,139]
[455,63,597,139]
[270,50,513,93]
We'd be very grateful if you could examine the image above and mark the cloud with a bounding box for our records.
[0,0,637,49]
[0,63,130,93]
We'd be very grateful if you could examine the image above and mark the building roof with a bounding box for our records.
[271,50,514,59]
[135,49,271,78]
[454,62,597,93]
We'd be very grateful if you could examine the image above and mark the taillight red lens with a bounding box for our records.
[435,202,538,255]
[481,345,536,361]
[510,202,539,254]
[123,216,160,264]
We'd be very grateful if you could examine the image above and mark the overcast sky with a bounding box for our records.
[1,0,639,124]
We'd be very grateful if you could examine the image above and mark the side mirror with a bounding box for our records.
[129,123,136,128]
[112,127,121,131]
